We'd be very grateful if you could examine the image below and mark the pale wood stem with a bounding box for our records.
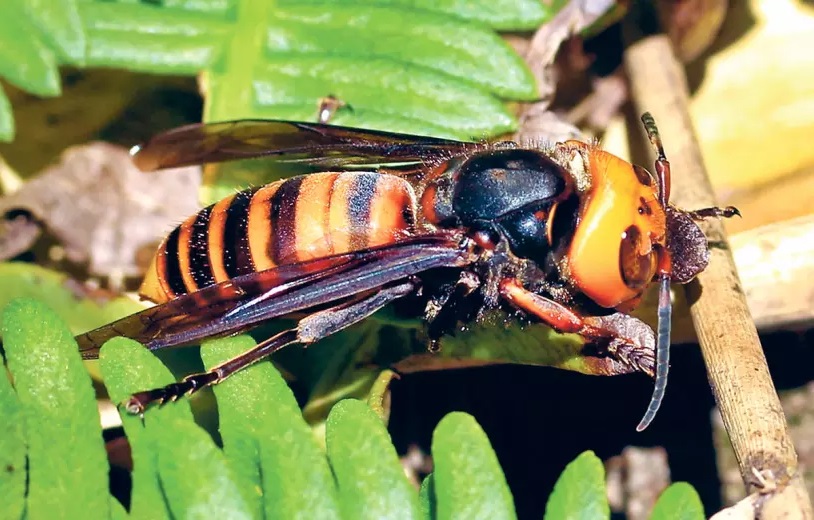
[623,33,813,518]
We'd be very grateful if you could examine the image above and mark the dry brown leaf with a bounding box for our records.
[520,0,616,121]
[0,142,201,288]
[0,209,39,259]
[516,107,584,144]
[565,71,628,131]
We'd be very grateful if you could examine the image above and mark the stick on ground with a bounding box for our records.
[623,32,813,518]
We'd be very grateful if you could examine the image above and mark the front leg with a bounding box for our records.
[424,271,481,349]
[499,279,655,377]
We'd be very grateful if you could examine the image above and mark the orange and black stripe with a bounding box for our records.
[140,172,419,303]
[161,227,187,297]
[269,175,303,264]
[222,187,260,278]
[188,206,214,288]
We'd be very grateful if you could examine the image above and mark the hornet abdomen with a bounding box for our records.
[141,172,418,302]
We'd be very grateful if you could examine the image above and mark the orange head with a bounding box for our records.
[556,114,737,432]
[562,141,668,312]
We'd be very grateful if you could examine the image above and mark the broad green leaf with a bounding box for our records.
[253,105,465,140]
[0,0,553,142]
[0,2,60,97]
[285,0,556,30]
[544,451,609,520]
[80,2,233,75]
[100,338,196,520]
[201,0,541,160]
[0,262,144,336]
[110,496,129,520]
[266,5,537,99]
[200,336,265,518]
[250,56,515,138]
[80,3,230,36]
[21,0,86,64]
[431,412,516,520]
[88,31,219,75]
[1,299,110,520]
[86,31,223,73]
[162,0,234,15]
[200,336,342,520]
[153,416,253,519]
[0,352,26,520]
[650,483,705,520]
[326,399,420,520]
[418,473,437,520]
[412,310,642,377]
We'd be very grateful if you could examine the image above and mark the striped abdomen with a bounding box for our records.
[140,172,418,303]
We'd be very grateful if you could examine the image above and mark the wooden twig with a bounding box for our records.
[623,33,813,517]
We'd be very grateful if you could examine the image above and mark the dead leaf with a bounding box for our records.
[0,209,39,259]
[517,0,615,144]
[524,0,616,102]
[0,142,201,288]
[566,70,628,131]
[516,107,584,144]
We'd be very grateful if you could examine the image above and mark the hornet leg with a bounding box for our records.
[124,282,415,414]
[499,279,656,377]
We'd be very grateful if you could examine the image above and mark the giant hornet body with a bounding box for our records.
[76,114,737,430]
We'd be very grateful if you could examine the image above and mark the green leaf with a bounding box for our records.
[81,2,228,72]
[650,483,705,520]
[286,0,556,30]
[201,0,538,161]
[199,337,265,518]
[85,31,223,74]
[110,495,129,520]
[544,451,609,520]
[80,3,230,36]
[266,5,536,99]
[200,336,342,520]
[0,0,547,143]
[251,55,516,138]
[326,399,420,520]
[418,473,437,520]
[0,349,26,520]
[431,412,516,520]
[21,0,86,64]
[1,299,110,520]
[0,262,145,336]
[419,311,637,377]
[153,416,253,519]
[0,1,60,97]
[99,338,196,520]
[160,0,234,16]
[0,78,14,141]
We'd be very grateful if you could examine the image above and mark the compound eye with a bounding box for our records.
[619,225,657,289]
